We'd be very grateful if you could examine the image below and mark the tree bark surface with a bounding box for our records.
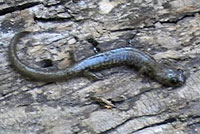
[0,0,200,134]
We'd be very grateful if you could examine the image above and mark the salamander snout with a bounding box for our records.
[156,68,186,87]
[168,70,186,86]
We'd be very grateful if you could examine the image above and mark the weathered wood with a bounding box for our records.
[0,0,200,133]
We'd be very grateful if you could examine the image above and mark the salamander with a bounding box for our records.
[8,31,186,87]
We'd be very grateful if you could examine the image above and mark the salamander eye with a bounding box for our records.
[170,77,178,83]
[177,68,184,73]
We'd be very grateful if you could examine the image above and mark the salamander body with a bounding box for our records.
[8,31,186,87]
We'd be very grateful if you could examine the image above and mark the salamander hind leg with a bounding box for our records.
[67,50,77,65]
[83,71,104,81]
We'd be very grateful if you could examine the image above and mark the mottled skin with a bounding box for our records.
[8,31,186,87]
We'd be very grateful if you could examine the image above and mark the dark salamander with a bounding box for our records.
[8,31,186,87]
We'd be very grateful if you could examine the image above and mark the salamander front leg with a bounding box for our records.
[137,66,154,85]
[136,66,151,80]
[137,66,148,77]
[83,71,104,81]
[158,58,173,66]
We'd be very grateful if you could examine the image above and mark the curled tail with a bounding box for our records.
[8,31,75,82]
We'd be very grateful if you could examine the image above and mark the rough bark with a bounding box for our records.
[0,0,200,134]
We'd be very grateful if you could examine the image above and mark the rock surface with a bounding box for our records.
[0,0,200,134]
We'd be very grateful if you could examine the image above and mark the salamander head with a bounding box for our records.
[154,66,186,87]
